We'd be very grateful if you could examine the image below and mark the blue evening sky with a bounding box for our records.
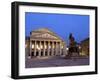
[25,12,89,43]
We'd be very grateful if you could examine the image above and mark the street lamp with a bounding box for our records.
[66,47,69,51]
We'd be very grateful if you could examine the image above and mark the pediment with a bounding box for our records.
[30,28,62,40]
[34,33,59,40]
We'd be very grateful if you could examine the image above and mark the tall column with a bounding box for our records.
[55,42,58,55]
[57,42,60,55]
[39,41,41,57]
[51,42,54,56]
[54,42,56,55]
[29,40,32,57]
[34,41,36,56]
[47,41,50,56]
[43,41,45,56]
[59,42,62,55]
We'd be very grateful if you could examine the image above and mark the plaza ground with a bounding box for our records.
[25,55,89,68]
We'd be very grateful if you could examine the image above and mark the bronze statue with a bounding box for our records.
[68,33,79,58]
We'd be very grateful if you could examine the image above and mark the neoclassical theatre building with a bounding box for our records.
[25,28,67,58]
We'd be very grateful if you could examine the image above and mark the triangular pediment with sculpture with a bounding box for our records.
[30,28,62,40]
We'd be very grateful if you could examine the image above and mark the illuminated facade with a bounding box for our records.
[26,28,67,58]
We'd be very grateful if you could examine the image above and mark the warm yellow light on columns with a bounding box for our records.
[31,44,34,49]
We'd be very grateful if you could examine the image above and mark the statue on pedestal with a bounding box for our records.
[68,33,79,58]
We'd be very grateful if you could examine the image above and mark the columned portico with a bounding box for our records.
[30,40,65,57]
[28,28,67,58]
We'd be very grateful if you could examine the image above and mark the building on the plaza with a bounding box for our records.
[80,38,89,56]
[25,28,67,58]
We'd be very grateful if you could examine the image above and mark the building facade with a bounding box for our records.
[80,38,89,56]
[26,28,67,58]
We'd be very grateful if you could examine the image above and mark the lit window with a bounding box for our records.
[45,45,47,49]
[36,44,40,50]
[32,44,34,49]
